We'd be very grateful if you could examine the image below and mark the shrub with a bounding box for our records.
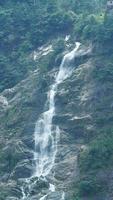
[78,179,102,196]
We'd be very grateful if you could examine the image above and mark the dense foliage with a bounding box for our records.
[0,0,73,91]
[1,1,113,199]
[1,0,113,92]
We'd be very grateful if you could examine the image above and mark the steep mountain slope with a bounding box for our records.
[0,0,113,200]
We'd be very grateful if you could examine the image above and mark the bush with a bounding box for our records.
[79,134,113,172]
[53,38,65,54]
[78,179,102,196]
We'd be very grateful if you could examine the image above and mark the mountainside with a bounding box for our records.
[0,0,113,200]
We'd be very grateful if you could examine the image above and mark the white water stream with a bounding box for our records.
[21,42,80,200]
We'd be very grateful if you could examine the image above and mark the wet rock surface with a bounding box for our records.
[0,44,93,199]
[0,43,110,200]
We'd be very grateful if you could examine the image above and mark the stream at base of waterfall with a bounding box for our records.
[21,42,81,200]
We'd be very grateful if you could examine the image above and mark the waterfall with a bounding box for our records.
[34,42,80,178]
[21,42,80,200]
[61,192,65,200]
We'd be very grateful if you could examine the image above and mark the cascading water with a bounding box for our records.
[61,192,65,200]
[34,42,80,179]
[21,42,80,200]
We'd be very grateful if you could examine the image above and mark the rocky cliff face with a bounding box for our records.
[0,66,49,199]
[0,39,113,200]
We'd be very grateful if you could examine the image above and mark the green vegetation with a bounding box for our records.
[1,0,113,92]
[0,0,73,92]
[79,133,113,171]
[72,52,113,198]
[1,0,113,199]
[74,133,113,198]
